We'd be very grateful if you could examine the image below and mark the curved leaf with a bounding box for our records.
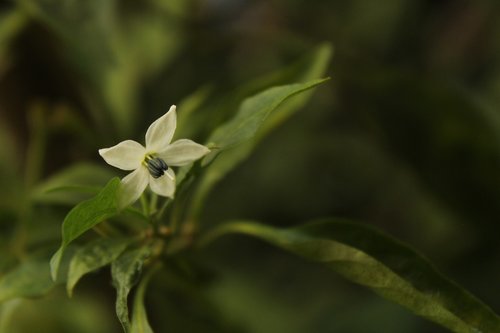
[67,237,132,296]
[205,78,329,155]
[50,177,120,280]
[130,265,160,333]
[201,219,500,333]
[112,245,152,333]
[176,43,332,142]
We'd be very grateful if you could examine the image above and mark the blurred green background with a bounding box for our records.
[1,0,500,332]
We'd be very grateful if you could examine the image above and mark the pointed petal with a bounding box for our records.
[99,140,145,170]
[118,167,149,208]
[149,169,176,198]
[145,105,177,152]
[159,139,210,166]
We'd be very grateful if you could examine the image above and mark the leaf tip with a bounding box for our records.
[49,248,63,281]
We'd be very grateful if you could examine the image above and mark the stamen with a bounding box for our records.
[146,157,169,178]
[164,170,175,181]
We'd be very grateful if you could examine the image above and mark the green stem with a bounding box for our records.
[93,222,123,238]
[140,193,150,218]
[156,198,171,222]
[149,193,158,215]
[170,198,184,234]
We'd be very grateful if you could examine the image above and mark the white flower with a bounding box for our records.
[99,105,210,208]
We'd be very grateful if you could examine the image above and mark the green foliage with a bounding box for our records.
[0,296,118,333]
[112,245,152,333]
[130,265,158,333]
[0,248,74,304]
[182,46,332,218]
[57,177,120,248]
[50,178,120,280]
[67,237,132,296]
[176,46,331,196]
[206,78,329,153]
[201,219,500,333]
[0,261,54,303]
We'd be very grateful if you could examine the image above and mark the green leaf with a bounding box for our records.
[254,44,333,137]
[50,177,120,280]
[57,177,120,246]
[0,248,75,304]
[0,261,54,303]
[205,78,329,153]
[178,43,332,142]
[130,265,160,333]
[201,219,500,333]
[67,237,132,297]
[112,245,152,333]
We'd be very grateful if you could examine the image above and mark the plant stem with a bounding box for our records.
[140,193,150,218]
[156,198,171,222]
[149,193,158,215]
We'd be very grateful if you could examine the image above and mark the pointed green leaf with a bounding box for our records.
[50,177,120,280]
[67,237,132,296]
[205,78,329,154]
[205,43,332,151]
[112,245,152,333]
[177,43,332,141]
[254,44,333,137]
[59,177,120,249]
[130,266,160,333]
[201,220,500,333]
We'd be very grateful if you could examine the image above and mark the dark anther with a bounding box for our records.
[147,157,169,178]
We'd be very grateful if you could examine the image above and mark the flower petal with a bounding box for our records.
[98,140,145,170]
[145,105,177,153]
[118,167,149,209]
[158,139,210,166]
[149,169,176,198]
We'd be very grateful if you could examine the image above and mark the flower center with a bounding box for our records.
[145,155,169,178]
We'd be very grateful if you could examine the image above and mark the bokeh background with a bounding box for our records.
[1,0,500,332]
